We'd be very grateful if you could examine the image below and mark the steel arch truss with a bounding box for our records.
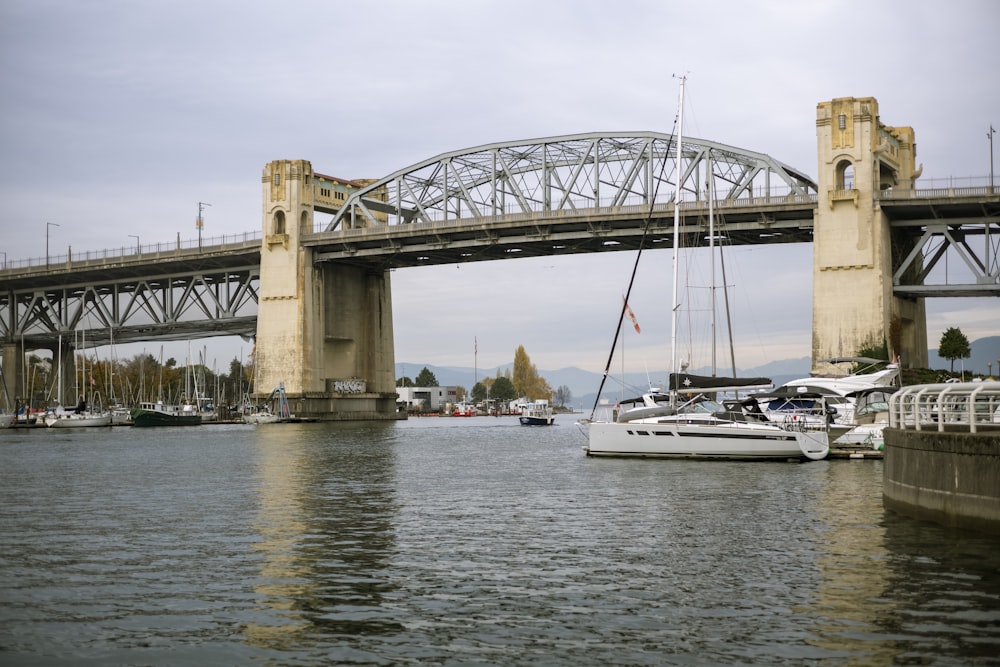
[327,132,817,230]
[1,267,260,347]
[893,221,1000,296]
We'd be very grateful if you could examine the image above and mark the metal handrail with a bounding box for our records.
[890,381,1000,433]
[3,180,995,271]
[0,231,262,272]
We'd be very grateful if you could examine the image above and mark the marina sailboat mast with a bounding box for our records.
[669,75,685,407]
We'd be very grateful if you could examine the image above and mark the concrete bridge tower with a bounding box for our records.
[813,97,928,371]
[255,160,400,420]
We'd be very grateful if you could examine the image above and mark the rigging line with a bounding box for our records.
[588,120,680,420]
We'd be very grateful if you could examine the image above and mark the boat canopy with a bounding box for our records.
[669,373,772,393]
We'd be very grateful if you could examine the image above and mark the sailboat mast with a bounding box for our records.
[708,156,716,376]
[670,75,685,405]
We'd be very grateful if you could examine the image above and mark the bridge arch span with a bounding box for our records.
[328,132,817,231]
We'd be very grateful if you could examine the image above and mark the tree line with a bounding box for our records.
[396,344,574,407]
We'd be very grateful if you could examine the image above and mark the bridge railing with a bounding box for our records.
[890,381,1000,433]
[322,191,821,235]
[880,185,997,199]
[1,231,262,271]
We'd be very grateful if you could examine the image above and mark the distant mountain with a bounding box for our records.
[928,335,1000,374]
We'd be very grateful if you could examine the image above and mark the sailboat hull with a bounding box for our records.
[47,413,112,428]
[586,420,828,461]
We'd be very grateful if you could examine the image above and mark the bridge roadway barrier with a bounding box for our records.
[883,382,1000,533]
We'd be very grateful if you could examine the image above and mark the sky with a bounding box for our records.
[1,0,998,375]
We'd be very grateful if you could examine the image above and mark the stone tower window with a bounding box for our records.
[273,210,286,235]
[835,159,854,190]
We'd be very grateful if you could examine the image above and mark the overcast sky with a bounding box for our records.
[1,0,997,375]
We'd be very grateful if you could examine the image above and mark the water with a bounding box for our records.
[1,417,998,666]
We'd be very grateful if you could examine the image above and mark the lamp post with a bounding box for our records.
[46,222,60,267]
[197,202,211,249]
[989,125,995,193]
[129,234,139,254]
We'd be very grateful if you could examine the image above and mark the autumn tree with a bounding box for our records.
[938,327,971,373]
[512,345,552,400]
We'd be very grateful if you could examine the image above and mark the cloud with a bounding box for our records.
[2,0,997,372]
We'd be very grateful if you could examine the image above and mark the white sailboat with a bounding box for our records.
[583,77,828,461]
[45,330,112,428]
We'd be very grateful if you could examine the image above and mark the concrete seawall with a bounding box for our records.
[883,428,1000,533]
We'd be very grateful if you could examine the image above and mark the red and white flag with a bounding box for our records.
[625,302,640,334]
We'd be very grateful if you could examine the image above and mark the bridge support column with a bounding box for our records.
[255,160,401,420]
[813,97,928,371]
[1,342,22,412]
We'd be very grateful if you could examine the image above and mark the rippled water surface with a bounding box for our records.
[2,417,998,665]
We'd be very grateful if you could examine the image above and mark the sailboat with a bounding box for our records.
[45,330,112,428]
[583,77,828,461]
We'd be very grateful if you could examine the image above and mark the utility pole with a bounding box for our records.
[197,202,212,249]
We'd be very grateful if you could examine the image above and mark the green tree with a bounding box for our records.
[396,376,414,387]
[414,367,438,387]
[490,375,516,403]
[471,378,492,403]
[938,327,971,373]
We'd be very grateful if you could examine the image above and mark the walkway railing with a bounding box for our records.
[890,381,1000,433]
[0,231,262,272]
[3,181,994,272]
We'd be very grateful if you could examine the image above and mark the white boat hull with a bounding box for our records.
[46,413,112,428]
[586,420,828,460]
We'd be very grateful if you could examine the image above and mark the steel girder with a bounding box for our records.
[891,221,1000,296]
[881,190,1000,297]
[1,266,260,347]
[327,132,817,231]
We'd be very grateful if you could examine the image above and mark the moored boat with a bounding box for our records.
[586,378,828,460]
[582,77,827,462]
[46,411,112,428]
[452,401,477,417]
[130,401,202,427]
[44,398,112,428]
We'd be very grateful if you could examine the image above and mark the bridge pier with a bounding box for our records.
[254,160,401,420]
[813,97,928,371]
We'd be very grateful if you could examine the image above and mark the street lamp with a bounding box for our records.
[46,222,60,267]
[197,201,211,249]
[989,125,995,193]
[129,234,139,254]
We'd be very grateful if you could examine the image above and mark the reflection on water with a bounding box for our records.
[246,423,402,650]
[807,460,1000,665]
[807,461,897,666]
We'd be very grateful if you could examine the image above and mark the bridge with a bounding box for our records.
[1,96,998,419]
